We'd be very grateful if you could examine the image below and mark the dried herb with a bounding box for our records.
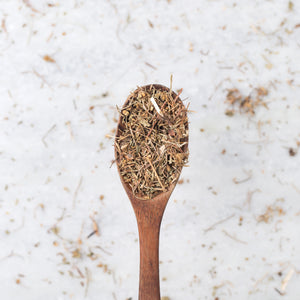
[115,84,189,200]
[225,87,268,116]
[289,148,297,156]
[43,55,56,63]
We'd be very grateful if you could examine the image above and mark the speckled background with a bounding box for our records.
[1,1,300,299]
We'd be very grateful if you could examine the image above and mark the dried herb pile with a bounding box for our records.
[225,87,268,116]
[115,85,189,200]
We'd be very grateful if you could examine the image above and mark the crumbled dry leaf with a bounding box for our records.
[148,20,154,28]
[43,55,56,63]
[265,62,273,70]
[225,109,234,116]
[189,43,194,52]
[97,263,111,274]
[225,87,268,116]
[289,148,297,156]
[72,249,81,258]
[257,205,285,223]
[51,226,60,235]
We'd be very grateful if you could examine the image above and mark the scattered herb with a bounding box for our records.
[289,148,297,156]
[148,20,154,28]
[225,87,268,116]
[43,55,56,63]
[257,205,285,223]
[177,179,184,185]
[72,248,81,258]
[51,226,60,235]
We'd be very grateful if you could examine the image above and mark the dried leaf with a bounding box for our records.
[43,55,55,63]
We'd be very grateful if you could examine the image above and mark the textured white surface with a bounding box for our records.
[1,0,300,299]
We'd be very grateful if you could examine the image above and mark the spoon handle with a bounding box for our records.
[137,219,161,300]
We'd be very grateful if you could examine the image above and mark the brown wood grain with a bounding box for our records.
[129,185,172,300]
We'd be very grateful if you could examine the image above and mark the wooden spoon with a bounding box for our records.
[115,84,189,300]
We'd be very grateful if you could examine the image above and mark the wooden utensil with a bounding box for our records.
[115,84,189,300]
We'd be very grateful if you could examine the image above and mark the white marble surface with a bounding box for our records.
[1,0,300,299]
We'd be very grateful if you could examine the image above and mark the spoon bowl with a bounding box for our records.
[115,84,189,300]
